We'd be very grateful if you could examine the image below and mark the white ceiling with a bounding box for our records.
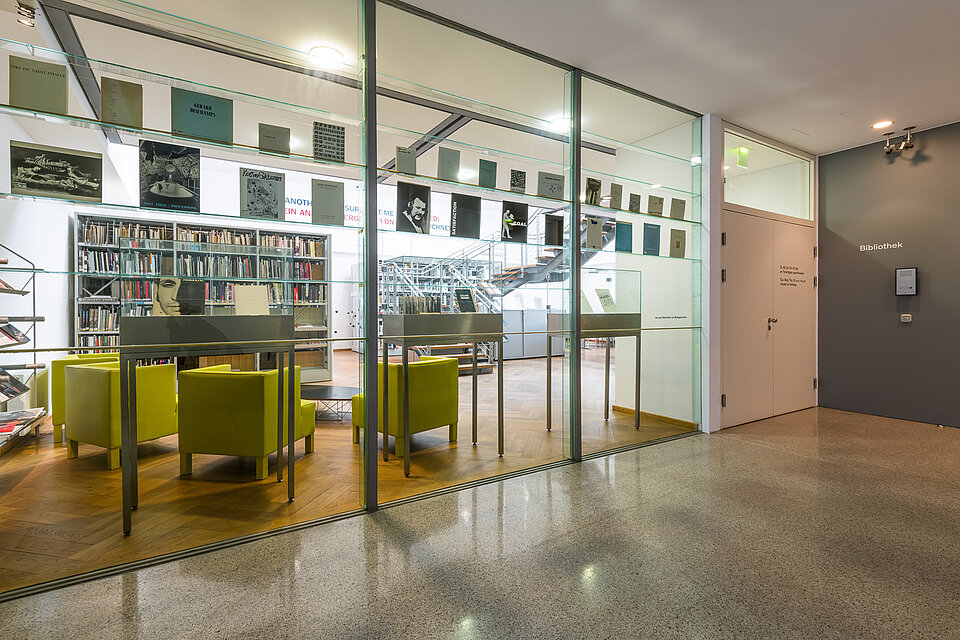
[403,0,960,156]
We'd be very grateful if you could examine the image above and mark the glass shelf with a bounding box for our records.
[582,129,699,166]
[378,122,569,170]
[0,37,361,126]
[377,169,572,210]
[579,167,700,198]
[581,203,701,226]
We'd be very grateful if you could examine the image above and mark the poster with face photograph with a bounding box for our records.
[10,141,102,202]
[501,201,528,243]
[152,277,205,316]
[139,140,200,212]
[396,181,431,234]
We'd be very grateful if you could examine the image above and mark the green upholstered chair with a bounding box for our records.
[352,355,458,457]
[177,365,316,480]
[51,353,118,443]
[64,361,177,469]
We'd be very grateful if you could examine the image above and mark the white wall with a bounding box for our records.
[725,161,810,219]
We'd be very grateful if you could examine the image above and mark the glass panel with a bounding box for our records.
[580,79,702,454]
[375,2,572,503]
[723,131,812,219]
[0,0,365,594]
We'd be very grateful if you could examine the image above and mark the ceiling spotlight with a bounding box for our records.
[308,45,345,71]
[16,0,36,27]
[898,126,916,151]
[872,120,894,129]
[882,126,917,156]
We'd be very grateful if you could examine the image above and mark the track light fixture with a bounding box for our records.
[16,0,36,27]
[883,126,916,156]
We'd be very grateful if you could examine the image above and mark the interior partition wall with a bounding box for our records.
[0,0,702,598]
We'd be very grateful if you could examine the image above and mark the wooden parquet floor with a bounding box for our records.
[0,348,694,593]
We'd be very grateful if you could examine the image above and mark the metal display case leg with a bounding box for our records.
[497,338,504,457]
[120,356,132,535]
[277,351,284,482]
[635,332,641,430]
[382,339,389,461]
[472,341,478,445]
[546,336,552,431]
[604,338,611,421]
[288,346,296,501]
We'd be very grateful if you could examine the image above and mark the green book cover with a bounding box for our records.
[9,56,67,115]
[312,179,345,226]
[396,146,417,174]
[101,77,142,128]
[615,221,633,253]
[669,228,686,258]
[258,123,290,154]
[479,159,497,188]
[171,88,234,144]
[437,147,460,181]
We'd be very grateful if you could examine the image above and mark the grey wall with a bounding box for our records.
[819,121,960,426]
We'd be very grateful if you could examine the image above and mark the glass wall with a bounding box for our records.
[0,0,703,597]
[579,79,702,453]
[0,0,367,592]
[723,130,812,219]
[374,3,573,502]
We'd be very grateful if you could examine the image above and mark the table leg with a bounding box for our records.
[472,342,478,445]
[120,356,132,535]
[635,332,641,430]
[604,338,611,421]
[402,345,411,477]
[546,336,552,431]
[381,339,389,462]
[498,337,504,457]
[287,345,296,501]
[277,351,284,482]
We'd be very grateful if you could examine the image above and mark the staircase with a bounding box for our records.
[426,343,495,375]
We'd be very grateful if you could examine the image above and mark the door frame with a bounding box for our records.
[715,122,819,429]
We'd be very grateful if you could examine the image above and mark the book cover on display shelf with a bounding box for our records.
[313,121,346,163]
[501,201,528,243]
[9,55,67,115]
[139,140,200,212]
[450,193,481,239]
[258,123,291,155]
[585,216,603,250]
[171,88,234,145]
[0,408,46,436]
[628,193,642,213]
[396,146,417,174]
[670,229,687,258]
[537,172,565,199]
[669,198,686,220]
[454,288,478,313]
[396,181,431,234]
[643,223,661,256]
[152,277,206,316]
[438,147,460,181]
[479,159,497,188]
[595,288,617,312]
[101,77,143,129]
[544,213,563,246]
[615,221,633,253]
[10,141,102,202]
[0,323,29,348]
[240,168,284,220]
[312,179,345,226]
[0,369,29,403]
[510,169,526,193]
[648,195,664,216]
[584,177,602,206]
[609,183,623,210]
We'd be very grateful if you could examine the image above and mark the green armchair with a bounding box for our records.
[177,365,316,480]
[64,360,177,469]
[51,353,118,443]
[352,355,458,457]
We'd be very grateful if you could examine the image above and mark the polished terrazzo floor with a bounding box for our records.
[1,407,957,639]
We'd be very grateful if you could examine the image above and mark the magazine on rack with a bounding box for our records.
[0,369,29,403]
[0,323,29,348]
[0,408,46,436]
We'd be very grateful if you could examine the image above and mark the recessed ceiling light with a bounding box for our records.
[309,45,345,71]
[872,120,894,129]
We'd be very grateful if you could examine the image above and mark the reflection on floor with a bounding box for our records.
[0,347,694,593]
[2,408,956,638]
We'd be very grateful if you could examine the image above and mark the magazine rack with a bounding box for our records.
[0,243,46,422]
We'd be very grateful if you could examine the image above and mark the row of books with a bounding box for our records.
[121,253,163,275]
[176,228,254,245]
[292,283,326,304]
[80,249,120,274]
[121,280,153,300]
[176,255,254,278]
[79,334,119,348]
[78,306,119,331]
[259,234,325,257]
[81,221,169,245]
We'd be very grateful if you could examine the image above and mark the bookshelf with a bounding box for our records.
[74,213,332,381]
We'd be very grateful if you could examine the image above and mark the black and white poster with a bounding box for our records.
[10,141,102,202]
[396,181,431,234]
[450,193,481,239]
[313,121,345,163]
[139,140,200,212]
[501,201,528,243]
[152,277,205,316]
[239,167,284,220]
[510,169,526,193]
[584,177,602,206]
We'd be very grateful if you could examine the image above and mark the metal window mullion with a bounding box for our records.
[570,69,582,462]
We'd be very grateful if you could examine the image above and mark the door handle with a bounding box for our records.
[767,317,778,330]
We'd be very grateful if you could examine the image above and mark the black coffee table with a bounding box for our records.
[300,385,360,422]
